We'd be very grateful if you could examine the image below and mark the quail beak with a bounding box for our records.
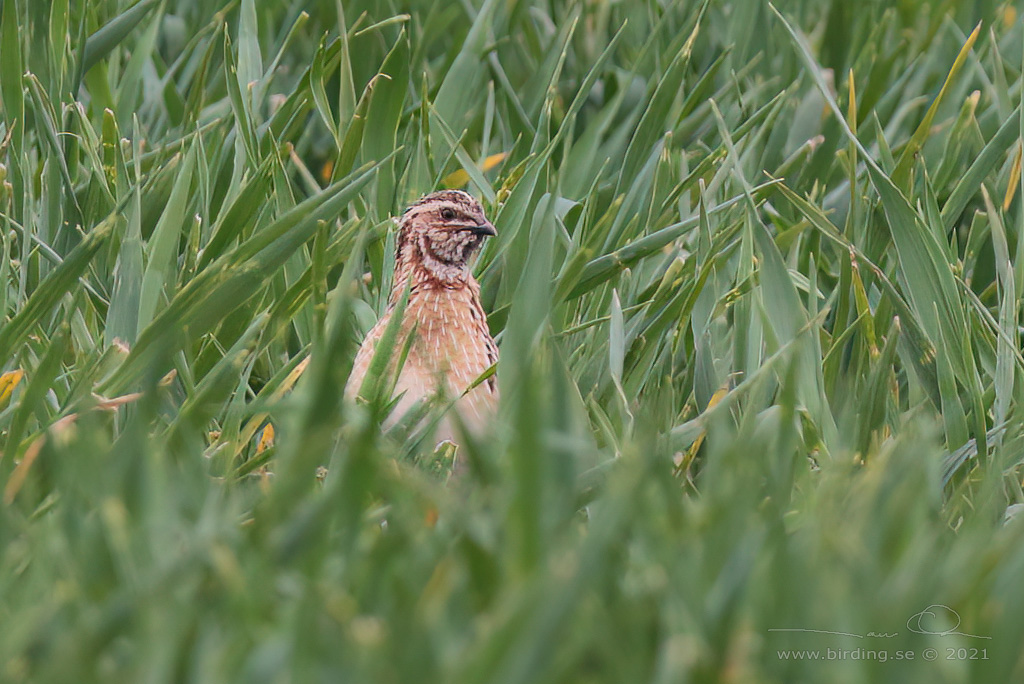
[468,220,496,237]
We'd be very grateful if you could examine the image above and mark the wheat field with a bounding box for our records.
[1,0,1024,682]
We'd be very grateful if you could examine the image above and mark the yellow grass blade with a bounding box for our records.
[442,152,506,189]
[1004,143,1022,211]
[677,384,729,477]
[257,423,275,454]
[893,22,981,186]
[0,369,24,406]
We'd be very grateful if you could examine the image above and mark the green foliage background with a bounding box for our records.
[1,0,1024,681]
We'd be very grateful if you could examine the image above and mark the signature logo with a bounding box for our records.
[905,605,990,639]
[768,604,991,640]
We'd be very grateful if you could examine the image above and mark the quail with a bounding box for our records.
[346,190,499,443]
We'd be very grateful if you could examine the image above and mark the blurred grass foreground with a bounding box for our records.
[2,0,1024,681]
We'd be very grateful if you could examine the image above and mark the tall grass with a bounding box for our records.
[1,0,1023,681]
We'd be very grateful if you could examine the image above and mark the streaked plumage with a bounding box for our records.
[346,190,498,442]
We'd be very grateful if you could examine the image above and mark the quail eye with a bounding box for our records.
[440,207,456,221]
